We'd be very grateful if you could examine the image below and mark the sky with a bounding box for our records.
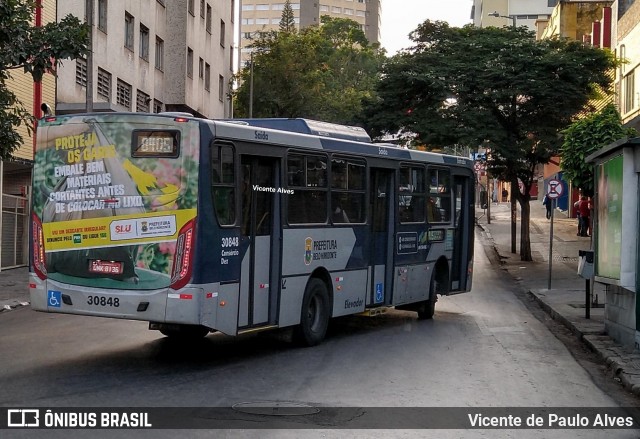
[380,0,473,55]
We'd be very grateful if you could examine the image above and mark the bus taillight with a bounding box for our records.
[170,219,196,290]
[32,214,47,280]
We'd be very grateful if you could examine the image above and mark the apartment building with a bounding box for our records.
[472,0,557,30]
[240,0,381,65]
[57,0,235,118]
[615,0,640,130]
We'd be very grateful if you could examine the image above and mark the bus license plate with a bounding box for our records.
[89,260,123,275]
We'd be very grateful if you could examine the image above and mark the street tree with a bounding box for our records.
[232,16,384,125]
[0,0,89,161]
[364,21,617,261]
[560,104,637,197]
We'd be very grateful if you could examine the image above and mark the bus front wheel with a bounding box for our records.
[293,278,330,347]
[159,324,210,339]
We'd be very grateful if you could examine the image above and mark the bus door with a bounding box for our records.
[450,174,473,292]
[239,156,281,327]
[370,168,395,306]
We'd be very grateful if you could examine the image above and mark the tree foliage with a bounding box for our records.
[560,104,637,197]
[279,0,296,33]
[232,16,384,125]
[363,21,617,260]
[0,0,89,160]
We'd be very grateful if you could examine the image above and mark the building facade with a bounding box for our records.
[1,1,56,270]
[615,0,640,130]
[240,0,381,64]
[472,0,557,30]
[57,0,235,118]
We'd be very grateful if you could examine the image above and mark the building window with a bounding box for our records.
[218,75,224,102]
[200,0,205,18]
[155,37,164,71]
[624,70,635,114]
[199,57,204,78]
[206,4,212,32]
[320,5,329,12]
[256,4,269,10]
[139,24,149,61]
[187,48,194,78]
[332,6,341,13]
[188,0,194,16]
[153,99,163,113]
[124,12,134,50]
[136,90,150,112]
[344,8,353,15]
[75,58,87,87]
[241,18,255,25]
[255,18,269,24]
[220,20,225,47]
[242,4,255,11]
[97,68,112,100]
[97,0,107,32]
[205,63,211,91]
[356,10,365,16]
[117,79,132,109]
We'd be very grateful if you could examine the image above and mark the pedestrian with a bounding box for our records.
[578,196,590,237]
[502,188,508,203]
[542,193,551,219]
[574,198,581,236]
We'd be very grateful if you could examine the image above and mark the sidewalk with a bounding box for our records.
[477,201,640,396]
[0,266,29,312]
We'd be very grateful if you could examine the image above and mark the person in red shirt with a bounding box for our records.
[578,196,590,237]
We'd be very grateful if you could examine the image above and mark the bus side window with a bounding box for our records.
[211,143,236,225]
[287,153,328,224]
[398,166,425,223]
[427,168,451,223]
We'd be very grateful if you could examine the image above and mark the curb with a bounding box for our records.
[0,300,29,313]
[527,289,640,397]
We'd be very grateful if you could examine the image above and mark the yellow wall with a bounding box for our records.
[5,1,57,162]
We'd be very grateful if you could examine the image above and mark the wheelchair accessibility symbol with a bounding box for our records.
[48,290,62,308]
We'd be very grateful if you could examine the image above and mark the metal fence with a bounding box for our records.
[1,193,29,269]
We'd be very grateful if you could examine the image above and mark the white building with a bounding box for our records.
[239,0,381,65]
[472,0,557,30]
[56,0,235,118]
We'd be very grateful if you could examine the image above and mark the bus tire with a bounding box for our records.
[293,278,330,347]
[159,324,210,339]
[417,276,437,320]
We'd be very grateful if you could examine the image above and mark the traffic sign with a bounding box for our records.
[547,179,563,199]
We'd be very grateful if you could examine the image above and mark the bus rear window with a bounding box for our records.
[132,130,180,157]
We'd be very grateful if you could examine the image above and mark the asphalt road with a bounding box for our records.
[0,236,638,438]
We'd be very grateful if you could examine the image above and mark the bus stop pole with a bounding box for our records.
[547,199,555,290]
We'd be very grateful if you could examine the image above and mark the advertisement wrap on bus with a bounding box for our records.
[31,114,199,295]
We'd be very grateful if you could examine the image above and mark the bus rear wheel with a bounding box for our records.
[417,276,437,320]
[159,324,210,339]
[293,278,330,347]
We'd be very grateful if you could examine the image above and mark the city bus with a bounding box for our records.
[30,113,474,346]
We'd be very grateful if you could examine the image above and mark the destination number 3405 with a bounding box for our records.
[87,295,120,307]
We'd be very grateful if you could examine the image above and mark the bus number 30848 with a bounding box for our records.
[87,296,120,307]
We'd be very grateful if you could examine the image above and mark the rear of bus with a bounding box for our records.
[30,113,200,325]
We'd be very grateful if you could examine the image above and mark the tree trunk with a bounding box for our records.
[520,199,532,261]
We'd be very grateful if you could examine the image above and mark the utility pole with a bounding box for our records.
[85,0,94,113]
